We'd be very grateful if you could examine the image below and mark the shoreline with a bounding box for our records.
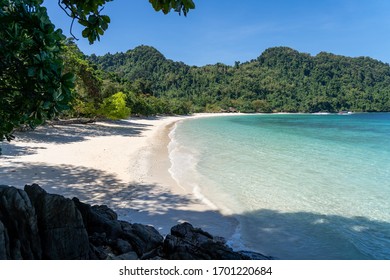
[0,113,240,239]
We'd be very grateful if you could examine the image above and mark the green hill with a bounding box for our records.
[89,45,390,113]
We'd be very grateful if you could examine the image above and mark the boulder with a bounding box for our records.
[0,184,270,260]
[120,222,164,258]
[113,238,133,255]
[0,185,41,259]
[73,198,164,259]
[0,220,8,259]
[163,222,251,260]
[73,197,123,240]
[238,250,273,260]
[24,184,90,260]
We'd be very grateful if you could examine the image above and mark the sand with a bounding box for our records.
[0,114,238,238]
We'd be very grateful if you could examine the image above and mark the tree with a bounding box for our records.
[98,92,130,119]
[92,45,390,114]
[58,0,195,44]
[0,0,74,142]
[62,39,104,115]
[0,0,195,146]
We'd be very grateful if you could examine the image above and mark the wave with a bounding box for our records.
[167,121,219,211]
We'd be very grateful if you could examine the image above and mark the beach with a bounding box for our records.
[2,113,390,260]
[0,114,237,238]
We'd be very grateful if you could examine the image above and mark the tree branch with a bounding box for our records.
[57,0,81,40]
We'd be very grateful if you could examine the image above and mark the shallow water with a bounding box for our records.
[168,113,390,259]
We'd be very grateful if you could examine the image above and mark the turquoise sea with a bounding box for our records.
[168,113,390,260]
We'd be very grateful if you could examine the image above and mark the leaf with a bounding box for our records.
[101,15,111,23]
[28,67,36,77]
[162,2,171,14]
[82,28,90,38]
[39,69,44,80]
[101,20,108,31]
[149,0,160,10]
[88,15,98,25]
[61,72,75,88]
[52,90,61,101]
[184,0,195,9]
[78,19,89,27]
[42,101,52,110]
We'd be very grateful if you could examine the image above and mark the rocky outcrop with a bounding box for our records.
[24,184,90,259]
[0,185,41,259]
[0,220,7,259]
[163,222,271,260]
[0,184,271,260]
[72,197,163,260]
[163,222,249,259]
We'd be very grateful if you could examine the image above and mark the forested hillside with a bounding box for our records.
[88,45,390,114]
[88,46,390,113]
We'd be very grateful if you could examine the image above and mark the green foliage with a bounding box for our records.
[58,0,195,44]
[252,100,272,113]
[4,0,389,149]
[126,92,155,116]
[98,92,131,119]
[0,0,74,141]
[125,92,191,115]
[0,0,197,148]
[72,99,98,117]
[149,0,195,16]
[61,39,105,118]
[90,46,390,114]
[63,40,103,100]
[58,0,112,44]
[205,103,222,113]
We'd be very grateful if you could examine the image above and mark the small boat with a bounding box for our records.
[338,111,353,115]
[313,112,331,115]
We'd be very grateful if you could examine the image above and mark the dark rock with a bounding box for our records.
[0,185,41,259]
[73,197,123,240]
[238,250,274,260]
[0,184,271,260]
[89,244,109,260]
[0,220,8,259]
[74,198,164,259]
[140,247,163,260]
[111,251,139,260]
[89,232,108,246]
[24,184,89,259]
[171,221,214,240]
[112,238,133,255]
[120,221,164,257]
[163,222,251,260]
[92,205,118,221]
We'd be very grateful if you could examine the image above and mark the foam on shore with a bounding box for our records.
[0,114,239,239]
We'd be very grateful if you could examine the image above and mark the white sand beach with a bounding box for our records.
[0,114,238,238]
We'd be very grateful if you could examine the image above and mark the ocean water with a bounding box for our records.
[168,113,390,260]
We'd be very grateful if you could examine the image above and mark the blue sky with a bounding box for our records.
[43,0,390,66]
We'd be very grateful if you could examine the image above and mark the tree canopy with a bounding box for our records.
[2,0,390,147]
[0,0,195,143]
[0,0,74,142]
[89,45,390,113]
[58,0,195,43]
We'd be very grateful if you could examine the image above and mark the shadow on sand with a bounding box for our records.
[1,161,390,260]
[14,119,152,145]
[0,160,237,241]
[0,118,153,157]
[1,117,389,260]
